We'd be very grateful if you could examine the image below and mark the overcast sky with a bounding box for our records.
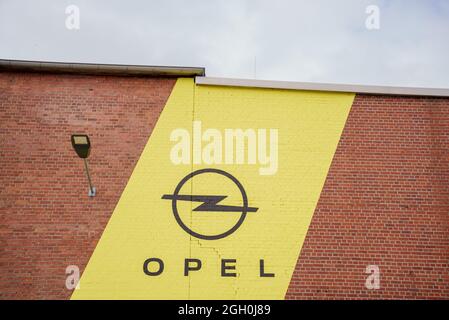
[0,0,448,88]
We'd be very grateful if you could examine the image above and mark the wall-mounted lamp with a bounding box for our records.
[71,134,96,197]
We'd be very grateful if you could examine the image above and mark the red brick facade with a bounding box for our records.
[286,94,449,299]
[1,71,448,299]
[0,71,175,299]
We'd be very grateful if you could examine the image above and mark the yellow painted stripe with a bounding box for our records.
[72,78,354,299]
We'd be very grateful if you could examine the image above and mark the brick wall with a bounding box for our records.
[1,71,448,299]
[0,71,175,299]
[286,94,449,299]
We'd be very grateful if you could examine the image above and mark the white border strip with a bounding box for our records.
[196,76,449,97]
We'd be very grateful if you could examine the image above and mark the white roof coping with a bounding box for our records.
[196,76,449,97]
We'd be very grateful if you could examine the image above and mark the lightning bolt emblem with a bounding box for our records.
[161,194,258,212]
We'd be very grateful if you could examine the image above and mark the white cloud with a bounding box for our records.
[0,0,448,87]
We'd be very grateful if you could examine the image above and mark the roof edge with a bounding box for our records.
[0,59,205,77]
[195,76,449,97]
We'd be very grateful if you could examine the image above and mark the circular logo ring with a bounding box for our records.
[171,168,248,240]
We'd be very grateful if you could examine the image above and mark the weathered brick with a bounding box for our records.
[0,71,175,299]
